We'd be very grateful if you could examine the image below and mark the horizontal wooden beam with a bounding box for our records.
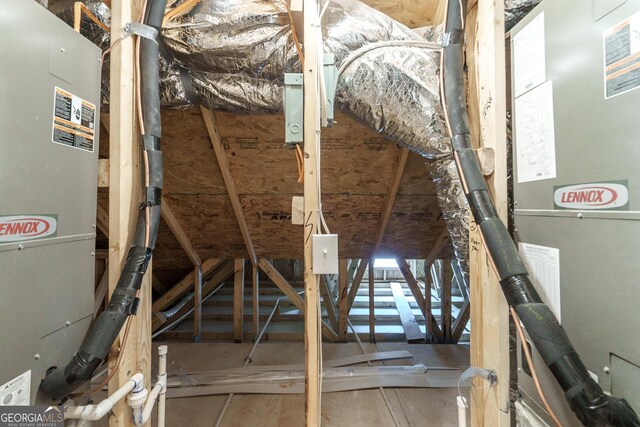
[152,258,224,313]
[201,107,257,266]
[160,196,202,266]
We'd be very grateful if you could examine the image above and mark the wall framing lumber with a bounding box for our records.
[233,259,245,343]
[303,1,322,424]
[466,0,511,424]
[201,107,257,266]
[107,0,149,425]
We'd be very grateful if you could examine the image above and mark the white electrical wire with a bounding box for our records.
[337,40,442,79]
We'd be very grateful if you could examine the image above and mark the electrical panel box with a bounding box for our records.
[510,0,640,424]
[284,73,304,144]
[0,0,101,404]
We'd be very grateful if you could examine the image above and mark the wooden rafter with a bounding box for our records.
[258,259,338,342]
[320,275,338,331]
[152,258,224,313]
[257,258,304,310]
[342,148,409,320]
[346,260,367,312]
[396,258,443,342]
[152,261,235,332]
[372,148,409,254]
[452,300,470,342]
[200,106,257,266]
[425,227,450,268]
[160,196,202,267]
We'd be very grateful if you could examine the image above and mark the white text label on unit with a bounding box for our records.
[0,371,31,406]
[0,215,58,243]
[519,243,561,323]
[554,181,629,210]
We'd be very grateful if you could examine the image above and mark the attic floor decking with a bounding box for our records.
[151,341,470,426]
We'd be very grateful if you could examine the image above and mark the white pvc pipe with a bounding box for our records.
[157,345,168,427]
[130,345,168,426]
[457,395,468,427]
[65,373,144,421]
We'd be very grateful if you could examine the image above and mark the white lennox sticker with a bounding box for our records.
[0,215,58,243]
[554,182,629,210]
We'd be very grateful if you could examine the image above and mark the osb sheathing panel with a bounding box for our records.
[361,0,441,28]
[157,108,448,263]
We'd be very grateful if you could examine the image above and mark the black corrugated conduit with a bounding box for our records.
[40,0,168,401]
[441,0,640,425]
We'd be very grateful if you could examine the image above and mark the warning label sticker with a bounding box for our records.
[51,87,96,151]
[604,12,640,98]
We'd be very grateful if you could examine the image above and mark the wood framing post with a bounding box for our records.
[233,259,245,342]
[368,259,375,343]
[467,0,510,424]
[338,259,349,342]
[441,260,453,342]
[108,0,150,425]
[303,0,321,424]
[193,265,202,342]
[252,264,260,338]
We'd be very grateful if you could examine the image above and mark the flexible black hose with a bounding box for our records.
[441,0,639,425]
[40,0,167,401]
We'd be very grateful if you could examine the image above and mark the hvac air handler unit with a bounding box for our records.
[511,0,640,424]
[0,0,101,405]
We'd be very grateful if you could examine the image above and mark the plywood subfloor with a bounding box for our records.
[146,341,470,426]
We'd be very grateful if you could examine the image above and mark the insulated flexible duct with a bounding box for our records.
[40,0,167,401]
[441,0,639,425]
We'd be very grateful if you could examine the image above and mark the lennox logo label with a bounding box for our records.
[553,181,629,210]
[0,215,58,243]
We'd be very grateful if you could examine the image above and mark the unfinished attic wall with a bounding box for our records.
[78,0,456,287]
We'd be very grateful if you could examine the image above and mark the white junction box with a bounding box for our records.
[312,234,339,274]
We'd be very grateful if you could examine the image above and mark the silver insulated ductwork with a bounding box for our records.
[159,0,470,284]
